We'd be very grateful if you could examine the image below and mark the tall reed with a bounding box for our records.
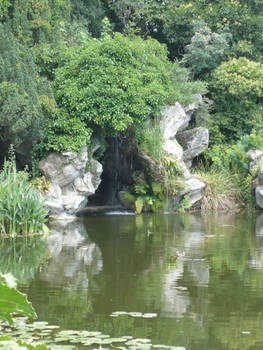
[0,158,48,235]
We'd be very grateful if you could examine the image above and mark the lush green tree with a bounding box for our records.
[183,21,230,78]
[0,25,54,151]
[163,0,263,60]
[53,33,204,139]
[209,57,263,142]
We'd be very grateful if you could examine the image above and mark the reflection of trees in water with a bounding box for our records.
[0,236,47,283]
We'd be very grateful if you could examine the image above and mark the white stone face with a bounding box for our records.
[160,102,190,139]
[180,177,206,205]
[176,127,209,168]
[162,139,183,160]
[38,147,103,218]
[256,186,263,209]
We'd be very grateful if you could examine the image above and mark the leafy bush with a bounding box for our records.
[183,21,230,78]
[0,157,48,236]
[209,57,263,142]
[53,33,204,138]
[203,132,263,208]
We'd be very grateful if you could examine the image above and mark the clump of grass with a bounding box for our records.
[136,119,164,161]
[0,157,48,236]
[196,168,243,211]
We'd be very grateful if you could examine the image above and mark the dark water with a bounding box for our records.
[2,211,263,350]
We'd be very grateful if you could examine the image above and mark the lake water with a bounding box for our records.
[2,211,263,350]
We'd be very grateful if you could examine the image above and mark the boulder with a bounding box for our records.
[258,165,263,186]
[256,186,263,209]
[176,127,209,168]
[38,146,103,218]
[162,139,183,161]
[160,102,191,139]
[180,177,206,205]
[247,149,263,173]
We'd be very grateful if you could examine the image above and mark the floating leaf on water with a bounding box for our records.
[49,345,76,350]
[97,334,110,339]
[58,330,80,335]
[152,345,170,349]
[170,346,186,350]
[128,312,143,317]
[142,313,157,318]
[108,337,127,343]
[54,337,72,342]
[134,339,151,344]
[111,311,128,316]
[241,331,251,334]
[110,314,118,317]
[122,336,133,340]
[46,325,60,329]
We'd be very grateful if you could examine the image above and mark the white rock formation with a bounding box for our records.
[160,101,207,206]
[160,102,192,139]
[176,127,209,168]
[38,146,103,218]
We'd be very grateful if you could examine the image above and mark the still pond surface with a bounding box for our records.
[2,212,263,350]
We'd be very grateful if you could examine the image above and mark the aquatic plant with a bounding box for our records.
[0,272,36,324]
[0,156,48,236]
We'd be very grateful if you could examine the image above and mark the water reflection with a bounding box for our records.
[0,235,47,283]
[41,220,102,289]
[4,212,263,349]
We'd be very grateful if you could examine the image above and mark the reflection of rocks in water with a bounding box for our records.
[161,261,191,318]
[249,214,263,268]
[41,220,102,290]
[256,213,263,236]
[161,214,210,318]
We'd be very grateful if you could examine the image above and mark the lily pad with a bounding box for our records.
[142,313,157,318]
[128,312,143,317]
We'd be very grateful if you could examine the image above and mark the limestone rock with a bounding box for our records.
[38,146,103,218]
[258,165,263,186]
[162,139,183,160]
[160,102,191,139]
[184,103,196,119]
[180,177,206,205]
[247,149,263,173]
[256,186,263,209]
[176,127,209,168]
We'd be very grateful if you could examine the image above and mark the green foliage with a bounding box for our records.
[203,132,263,208]
[41,113,92,153]
[0,26,54,150]
[0,155,48,236]
[0,272,36,324]
[136,119,163,161]
[183,21,230,78]
[173,194,191,213]
[197,168,242,211]
[0,237,48,283]
[163,0,263,59]
[54,33,203,137]
[135,197,144,214]
[0,0,72,46]
[210,57,263,142]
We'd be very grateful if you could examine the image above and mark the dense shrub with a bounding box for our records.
[209,57,263,142]
[53,33,204,139]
